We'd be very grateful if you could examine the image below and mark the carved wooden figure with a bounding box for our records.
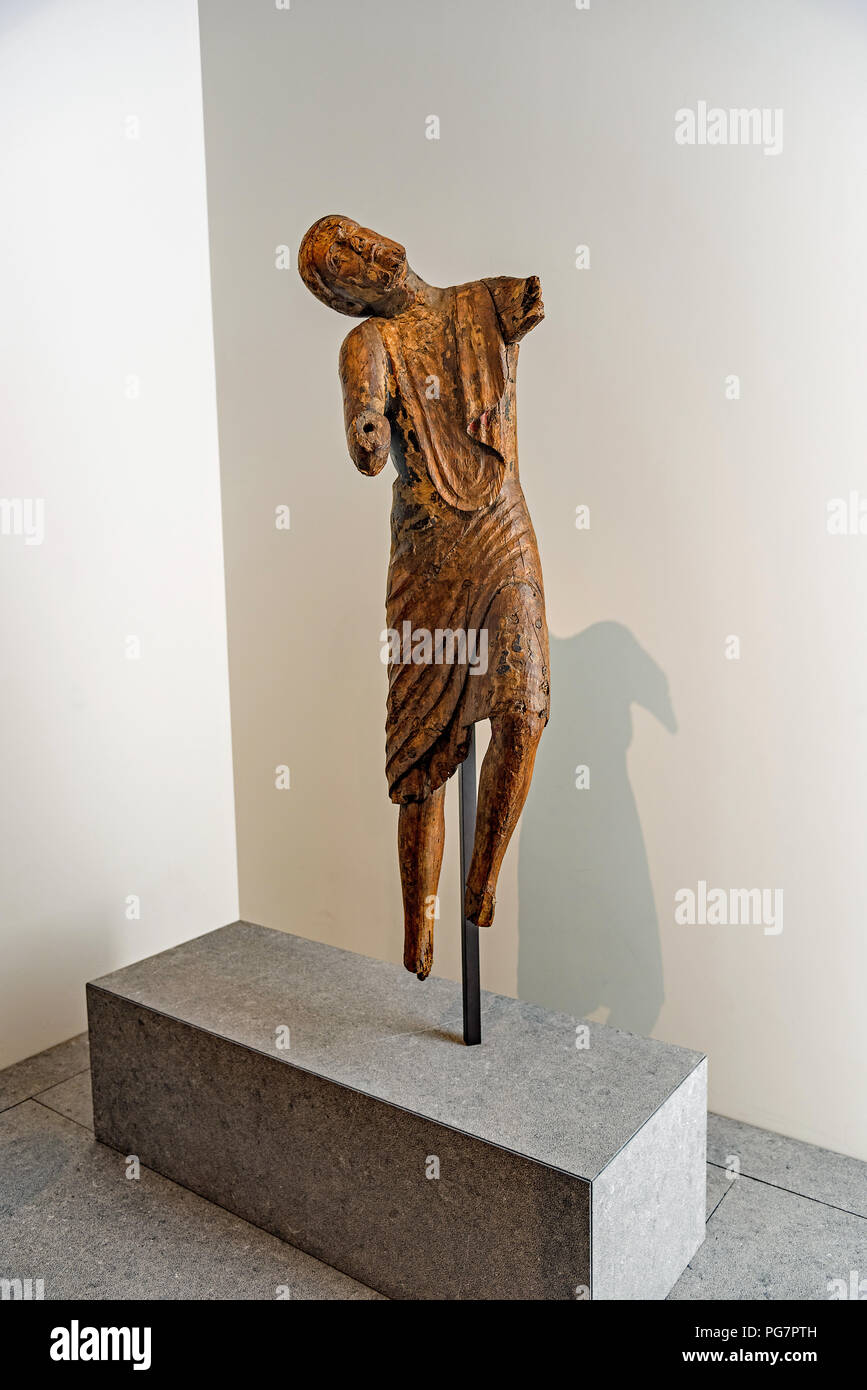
[299,216,549,979]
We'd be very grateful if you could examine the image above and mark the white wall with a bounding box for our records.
[198,0,867,1159]
[0,0,238,1068]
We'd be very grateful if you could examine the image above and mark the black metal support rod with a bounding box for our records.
[459,725,481,1045]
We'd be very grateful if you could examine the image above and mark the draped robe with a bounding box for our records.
[343,276,550,803]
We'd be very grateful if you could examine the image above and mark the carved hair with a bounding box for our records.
[297,214,368,317]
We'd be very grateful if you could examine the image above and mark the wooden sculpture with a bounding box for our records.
[299,216,549,979]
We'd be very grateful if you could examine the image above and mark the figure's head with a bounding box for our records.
[298,215,412,317]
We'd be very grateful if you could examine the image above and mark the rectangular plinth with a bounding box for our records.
[87,922,706,1300]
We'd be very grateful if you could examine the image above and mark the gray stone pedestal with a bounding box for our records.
[87,922,706,1300]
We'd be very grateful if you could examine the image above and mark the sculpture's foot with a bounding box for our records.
[404,923,433,981]
[465,885,496,928]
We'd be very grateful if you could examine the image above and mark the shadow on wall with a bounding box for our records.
[517,622,676,1036]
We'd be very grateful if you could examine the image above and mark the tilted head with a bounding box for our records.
[298,215,413,317]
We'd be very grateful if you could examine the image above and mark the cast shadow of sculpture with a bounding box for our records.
[517,622,676,1036]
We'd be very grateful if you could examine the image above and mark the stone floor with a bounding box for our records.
[1,1034,864,1300]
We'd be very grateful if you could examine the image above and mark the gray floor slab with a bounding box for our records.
[669,1173,867,1300]
[706,1163,734,1221]
[0,1101,380,1300]
[34,1070,94,1130]
[0,1034,89,1113]
[708,1112,867,1219]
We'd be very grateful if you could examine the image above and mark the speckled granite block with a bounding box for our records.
[592,1061,707,1299]
[87,922,706,1300]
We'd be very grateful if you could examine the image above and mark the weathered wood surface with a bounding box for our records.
[299,216,549,978]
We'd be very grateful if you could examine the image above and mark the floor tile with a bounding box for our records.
[708,1112,867,1218]
[705,1163,734,1221]
[0,1035,89,1113]
[34,1071,94,1131]
[669,1173,867,1300]
[0,1101,381,1300]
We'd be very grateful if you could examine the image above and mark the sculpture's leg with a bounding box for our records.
[465,711,545,928]
[398,782,446,979]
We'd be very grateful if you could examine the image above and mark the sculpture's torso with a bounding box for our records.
[359,280,550,803]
